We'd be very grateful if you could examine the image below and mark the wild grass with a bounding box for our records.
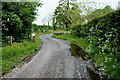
[52,33,120,79]
[1,31,52,75]
[52,34,90,50]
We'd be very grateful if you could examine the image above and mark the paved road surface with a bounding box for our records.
[3,34,88,78]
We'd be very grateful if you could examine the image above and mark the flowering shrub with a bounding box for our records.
[72,10,120,79]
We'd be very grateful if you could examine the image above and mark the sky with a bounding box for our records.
[33,0,120,25]
[33,0,60,25]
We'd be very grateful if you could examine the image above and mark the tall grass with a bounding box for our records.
[52,34,89,50]
[2,36,40,74]
[2,31,53,75]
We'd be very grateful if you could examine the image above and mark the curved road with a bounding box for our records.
[4,34,89,79]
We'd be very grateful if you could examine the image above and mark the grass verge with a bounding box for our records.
[1,30,53,75]
[52,34,90,50]
[52,33,120,80]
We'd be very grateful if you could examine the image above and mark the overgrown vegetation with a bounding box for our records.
[53,9,120,79]
[1,30,53,75]
[1,2,54,75]
[52,34,89,50]
[2,2,42,45]
[2,36,41,74]
[82,10,120,79]
[1,0,120,79]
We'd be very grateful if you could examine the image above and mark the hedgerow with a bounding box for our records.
[72,10,120,79]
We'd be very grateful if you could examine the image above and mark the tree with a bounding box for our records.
[53,0,71,30]
[86,6,113,21]
[68,3,84,29]
[53,0,84,30]
[2,2,42,41]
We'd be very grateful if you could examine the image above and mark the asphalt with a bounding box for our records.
[3,34,89,79]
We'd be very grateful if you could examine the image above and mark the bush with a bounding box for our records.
[72,10,120,79]
[72,17,101,37]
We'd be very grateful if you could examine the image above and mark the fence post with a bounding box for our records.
[31,33,36,42]
[10,36,12,45]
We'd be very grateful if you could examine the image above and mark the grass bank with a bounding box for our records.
[52,34,90,51]
[52,33,120,80]
[1,30,53,75]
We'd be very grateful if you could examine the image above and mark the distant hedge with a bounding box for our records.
[32,25,53,32]
[72,10,120,79]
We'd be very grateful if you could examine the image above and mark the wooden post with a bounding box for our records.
[10,36,12,45]
[31,33,36,42]
[33,36,35,42]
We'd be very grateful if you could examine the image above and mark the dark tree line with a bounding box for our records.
[2,2,42,42]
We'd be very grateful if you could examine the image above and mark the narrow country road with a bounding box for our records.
[3,34,89,79]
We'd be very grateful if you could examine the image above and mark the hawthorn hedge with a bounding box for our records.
[72,10,120,79]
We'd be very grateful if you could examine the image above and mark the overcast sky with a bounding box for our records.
[33,0,120,25]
